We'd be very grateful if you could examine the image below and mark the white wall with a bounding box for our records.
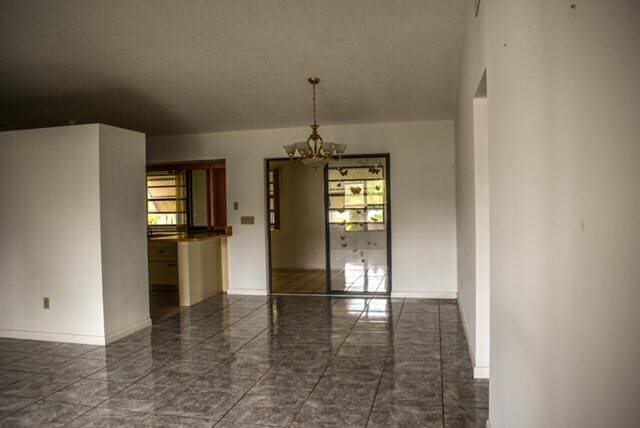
[455,0,491,379]
[472,96,490,377]
[0,124,150,345]
[0,125,106,343]
[458,1,640,426]
[271,161,325,270]
[147,120,457,297]
[99,124,150,341]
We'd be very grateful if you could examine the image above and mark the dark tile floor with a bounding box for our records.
[0,295,488,427]
[271,270,327,294]
[149,288,181,322]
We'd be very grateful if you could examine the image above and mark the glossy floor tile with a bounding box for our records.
[271,263,389,294]
[271,269,328,294]
[328,256,389,293]
[0,295,487,427]
[149,288,181,322]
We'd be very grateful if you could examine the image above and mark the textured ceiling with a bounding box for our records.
[0,0,465,136]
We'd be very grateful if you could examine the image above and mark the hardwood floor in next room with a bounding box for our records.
[0,295,488,427]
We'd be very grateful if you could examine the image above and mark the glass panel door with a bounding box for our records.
[326,156,390,294]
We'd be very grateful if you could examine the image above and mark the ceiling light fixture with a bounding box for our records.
[283,77,347,164]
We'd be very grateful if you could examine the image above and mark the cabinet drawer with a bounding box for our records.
[149,261,178,285]
[148,246,177,262]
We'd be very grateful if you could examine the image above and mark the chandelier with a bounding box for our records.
[283,77,347,163]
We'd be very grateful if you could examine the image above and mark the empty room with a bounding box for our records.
[1,1,638,427]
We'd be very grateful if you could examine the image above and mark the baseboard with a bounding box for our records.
[105,318,152,345]
[458,297,476,365]
[458,296,490,379]
[227,288,268,296]
[474,366,490,378]
[391,291,457,299]
[0,328,107,345]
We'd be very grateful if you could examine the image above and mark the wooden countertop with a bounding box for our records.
[148,227,232,242]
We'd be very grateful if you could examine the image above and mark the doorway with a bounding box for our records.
[146,160,228,322]
[265,154,391,295]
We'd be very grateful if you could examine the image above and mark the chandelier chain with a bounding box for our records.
[282,76,347,162]
[312,81,318,127]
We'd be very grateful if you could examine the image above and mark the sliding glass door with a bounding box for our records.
[325,155,390,294]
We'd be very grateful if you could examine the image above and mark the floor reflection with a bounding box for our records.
[271,263,389,295]
[329,248,388,293]
[0,294,488,427]
[271,269,327,294]
[149,288,180,322]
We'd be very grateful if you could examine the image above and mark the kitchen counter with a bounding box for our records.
[148,227,232,242]
[148,227,231,306]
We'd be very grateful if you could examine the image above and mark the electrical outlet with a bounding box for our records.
[43,297,50,309]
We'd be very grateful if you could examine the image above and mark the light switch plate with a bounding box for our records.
[240,216,255,225]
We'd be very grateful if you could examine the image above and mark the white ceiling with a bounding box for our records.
[0,0,466,136]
